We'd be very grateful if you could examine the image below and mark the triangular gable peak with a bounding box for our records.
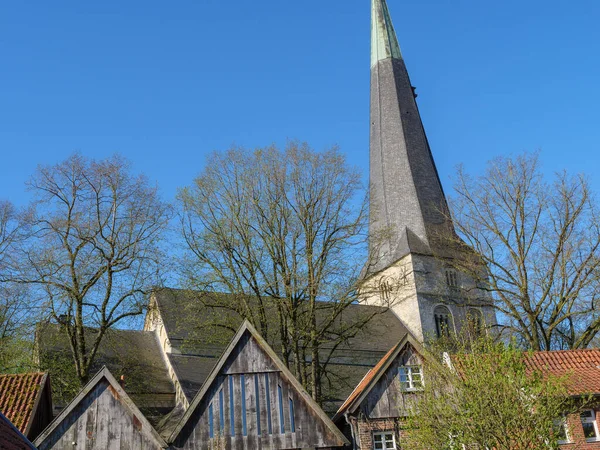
[333,333,425,421]
[169,320,349,449]
[34,367,167,450]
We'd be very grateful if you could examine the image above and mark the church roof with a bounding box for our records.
[152,288,408,414]
[36,324,175,409]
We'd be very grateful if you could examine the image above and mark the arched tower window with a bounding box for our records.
[467,308,485,336]
[434,305,453,338]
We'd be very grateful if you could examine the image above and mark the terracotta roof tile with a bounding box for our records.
[524,348,600,396]
[0,373,46,433]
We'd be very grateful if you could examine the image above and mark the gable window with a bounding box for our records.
[581,410,599,442]
[373,431,396,450]
[399,365,423,391]
[434,305,453,338]
[553,417,570,444]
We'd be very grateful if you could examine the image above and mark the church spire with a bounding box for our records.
[367,0,454,275]
[371,0,402,67]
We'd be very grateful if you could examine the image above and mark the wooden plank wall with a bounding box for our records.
[172,333,342,450]
[37,380,164,450]
[360,345,422,419]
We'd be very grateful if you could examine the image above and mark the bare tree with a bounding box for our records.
[449,152,600,350]
[178,142,374,402]
[16,154,171,384]
[0,201,35,372]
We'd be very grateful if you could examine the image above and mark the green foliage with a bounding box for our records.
[404,337,582,450]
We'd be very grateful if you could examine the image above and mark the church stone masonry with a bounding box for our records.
[361,0,496,342]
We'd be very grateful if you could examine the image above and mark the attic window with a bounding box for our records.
[399,365,423,391]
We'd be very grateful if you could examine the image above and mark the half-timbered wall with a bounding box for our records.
[359,344,422,419]
[172,332,343,449]
[37,379,164,450]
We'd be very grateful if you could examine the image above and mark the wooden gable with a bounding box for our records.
[358,342,422,419]
[170,320,349,450]
[34,367,166,450]
[333,334,426,422]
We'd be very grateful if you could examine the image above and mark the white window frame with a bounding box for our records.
[373,431,396,450]
[581,409,600,442]
[399,365,423,392]
[553,417,571,445]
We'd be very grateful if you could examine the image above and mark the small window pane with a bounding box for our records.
[583,422,597,439]
[582,410,594,419]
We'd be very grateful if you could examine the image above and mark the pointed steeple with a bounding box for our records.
[367,0,455,275]
[371,0,402,67]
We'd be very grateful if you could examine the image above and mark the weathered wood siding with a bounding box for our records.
[173,333,343,449]
[37,379,164,450]
[359,344,422,419]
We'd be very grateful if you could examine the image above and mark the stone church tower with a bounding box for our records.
[361,0,496,342]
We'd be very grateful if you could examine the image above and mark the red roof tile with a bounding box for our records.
[0,412,36,449]
[524,348,600,396]
[0,373,47,434]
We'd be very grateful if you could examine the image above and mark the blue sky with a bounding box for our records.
[1,0,599,206]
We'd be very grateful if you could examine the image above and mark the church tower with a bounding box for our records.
[361,0,496,342]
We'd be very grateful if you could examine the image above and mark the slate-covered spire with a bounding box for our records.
[368,0,454,275]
